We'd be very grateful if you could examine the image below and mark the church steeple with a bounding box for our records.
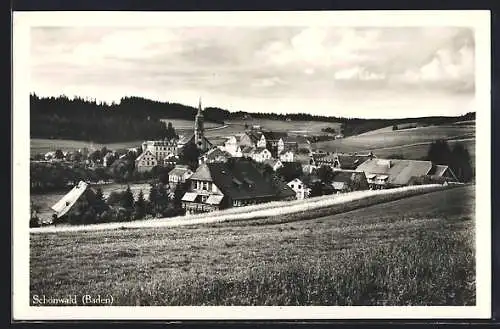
[194,97,205,150]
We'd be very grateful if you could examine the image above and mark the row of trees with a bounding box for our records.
[426,140,474,183]
[50,182,188,226]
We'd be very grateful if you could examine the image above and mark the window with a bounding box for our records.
[291,184,294,189]
[298,185,302,189]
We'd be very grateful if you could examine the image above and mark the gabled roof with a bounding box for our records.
[356,158,433,186]
[337,154,373,169]
[263,158,282,167]
[201,147,231,160]
[331,170,367,184]
[261,131,288,141]
[168,166,193,177]
[189,159,282,200]
[51,181,92,218]
[281,135,308,144]
[135,150,155,163]
[244,131,263,143]
[241,145,255,154]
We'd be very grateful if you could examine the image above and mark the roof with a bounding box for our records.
[261,131,288,141]
[177,134,214,148]
[332,182,347,190]
[241,145,255,154]
[331,170,367,184]
[168,166,192,177]
[263,159,281,167]
[189,159,283,200]
[337,154,372,169]
[244,131,263,143]
[356,158,433,186]
[51,181,91,218]
[206,194,224,205]
[182,192,198,202]
[202,147,231,160]
[281,135,308,144]
[135,150,155,162]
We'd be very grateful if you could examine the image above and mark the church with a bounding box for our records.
[177,98,214,153]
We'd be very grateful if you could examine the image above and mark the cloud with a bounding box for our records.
[334,67,386,81]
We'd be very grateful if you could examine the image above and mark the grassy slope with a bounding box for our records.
[30,139,144,156]
[30,185,475,306]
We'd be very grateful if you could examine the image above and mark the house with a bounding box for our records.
[142,139,178,161]
[287,178,310,200]
[311,152,375,170]
[251,147,272,163]
[51,181,96,221]
[330,170,369,193]
[259,131,288,153]
[181,159,296,214]
[263,158,283,171]
[103,152,116,167]
[239,131,262,149]
[223,136,243,157]
[356,158,457,189]
[279,150,295,162]
[277,135,308,154]
[135,150,158,173]
[199,147,232,164]
[168,165,193,188]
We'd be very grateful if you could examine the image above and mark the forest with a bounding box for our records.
[30,94,476,142]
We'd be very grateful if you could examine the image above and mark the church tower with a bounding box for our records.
[194,97,205,150]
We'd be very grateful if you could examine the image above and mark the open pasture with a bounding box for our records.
[30,185,475,306]
[313,125,475,154]
[30,139,143,156]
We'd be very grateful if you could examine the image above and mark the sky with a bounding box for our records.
[30,26,476,119]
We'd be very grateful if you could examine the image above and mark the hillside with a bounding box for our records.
[30,185,475,306]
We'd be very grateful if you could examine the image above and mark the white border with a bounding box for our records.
[12,10,491,320]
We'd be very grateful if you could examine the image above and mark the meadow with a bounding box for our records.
[30,139,144,156]
[312,124,475,160]
[30,185,475,306]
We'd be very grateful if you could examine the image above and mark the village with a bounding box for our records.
[29,98,460,227]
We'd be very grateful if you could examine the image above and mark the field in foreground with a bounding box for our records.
[30,185,475,306]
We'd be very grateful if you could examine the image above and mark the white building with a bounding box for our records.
[168,165,194,188]
[251,147,272,163]
[141,139,178,163]
[279,150,295,162]
[263,159,283,171]
[287,178,309,200]
[223,136,243,157]
[135,150,158,173]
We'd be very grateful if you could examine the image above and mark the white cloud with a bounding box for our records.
[334,66,386,81]
[251,77,284,88]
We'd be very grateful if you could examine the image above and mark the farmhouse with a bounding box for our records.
[181,159,295,213]
[51,181,95,220]
[356,158,457,189]
[311,152,375,170]
[277,135,308,154]
[279,150,295,162]
[168,165,193,188]
[287,178,310,200]
[240,131,262,149]
[135,150,158,172]
[258,131,288,152]
[331,170,369,193]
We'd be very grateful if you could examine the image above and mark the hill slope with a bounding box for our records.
[30,185,475,306]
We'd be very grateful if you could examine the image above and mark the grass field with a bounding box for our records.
[312,124,475,162]
[30,139,144,156]
[30,185,475,306]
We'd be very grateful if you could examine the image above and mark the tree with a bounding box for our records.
[392,125,398,130]
[309,181,324,197]
[121,185,135,210]
[148,183,159,216]
[54,149,64,159]
[178,142,201,170]
[450,143,474,182]
[426,139,452,165]
[317,165,334,184]
[93,187,108,216]
[134,190,147,219]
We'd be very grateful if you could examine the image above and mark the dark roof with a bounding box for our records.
[282,135,308,144]
[262,131,288,141]
[244,131,263,143]
[337,155,372,169]
[189,159,282,200]
[332,170,367,184]
[356,158,433,186]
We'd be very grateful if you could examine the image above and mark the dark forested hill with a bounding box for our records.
[30,93,476,142]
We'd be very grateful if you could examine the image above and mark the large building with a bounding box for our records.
[141,139,178,162]
[177,98,213,153]
[356,158,458,188]
[181,158,295,214]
